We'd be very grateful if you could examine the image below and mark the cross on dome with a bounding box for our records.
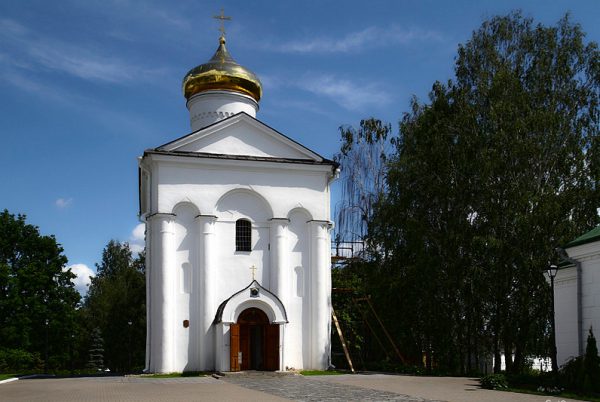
[213,9,231,43]
[181,10,262,104]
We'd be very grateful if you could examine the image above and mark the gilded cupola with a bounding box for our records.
[182,36,262,102]
[183,34,263,131]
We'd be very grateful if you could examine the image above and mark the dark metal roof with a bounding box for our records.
[144,148,338,168]
[565,225,600,248]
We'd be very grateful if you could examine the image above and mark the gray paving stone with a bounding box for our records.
[221,372,445,402]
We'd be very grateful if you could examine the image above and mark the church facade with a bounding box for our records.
[138,34,338,372]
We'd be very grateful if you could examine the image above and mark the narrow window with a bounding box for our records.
[236,219,252,251]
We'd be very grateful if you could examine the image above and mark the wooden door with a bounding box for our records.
[230,324,240,372]
[264,324,279,371]
[240,324,250,370]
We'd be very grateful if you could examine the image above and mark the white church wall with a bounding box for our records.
[215,323,230,372]
[179,120,310,160]
[309,221,332,369]
[147,214,177,373]
[215,190,271,295]
[286,208,311,369]
[153,160,331,220]
[554,266,579,367]
[143,138,335,372]
[581,256,600,349]
[563,240,600,367]
[172,203,199,371]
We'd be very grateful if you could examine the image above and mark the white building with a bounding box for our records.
[554,225,600,366]
[138,35,338,373]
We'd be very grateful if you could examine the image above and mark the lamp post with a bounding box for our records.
[127,320,132,372]
[547,264,559,373]
[44,318,49,374]
[70,333,75,375]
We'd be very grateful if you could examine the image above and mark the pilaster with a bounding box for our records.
[269,218,289,297]
[308,220,332,369]
[148,213,176,373]
[196,214,217,369]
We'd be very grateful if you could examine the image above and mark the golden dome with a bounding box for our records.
[182,36,262,102]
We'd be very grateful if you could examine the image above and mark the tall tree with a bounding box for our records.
[363,11,598,374]
[334,118,393,246]
[0,209,80,370]
[82,241,145,372]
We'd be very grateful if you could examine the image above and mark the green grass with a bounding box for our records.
[0,374,17,381]
[300,370,347,376]
[140,371,208,378]
[504,387,600,402]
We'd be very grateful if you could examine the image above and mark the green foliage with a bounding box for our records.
[560,328,600,394]
[81,241,145,373]
[331,259,381,368]
[300,370,346,376]
[334,118,393,244]
[85,328,104,371]
[355,12,599,375]
[339,11,599,375]
[480,373,508,390]
[504,370,560,394]
[0,348,42,372]
[583,327,600,393]
[0,209,80,372]
[141,371,207,378]
[559,356,584,392]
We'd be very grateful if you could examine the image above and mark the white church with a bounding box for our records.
[554,225,600,366]
[138,32,338,373]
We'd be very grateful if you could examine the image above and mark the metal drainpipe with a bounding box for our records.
[557,247,584,356]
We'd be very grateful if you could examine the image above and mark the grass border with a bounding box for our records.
[139,371,209,378]
[300,370,348,376]
[502,387,600,402]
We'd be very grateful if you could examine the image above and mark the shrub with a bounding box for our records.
[558,327,600,394]
[583,327,600,393]
[0,348,42,372]
[480,373,508,390]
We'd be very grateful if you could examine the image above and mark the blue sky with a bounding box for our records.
[1,0,598,294]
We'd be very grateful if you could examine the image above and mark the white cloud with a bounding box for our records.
[65,263,95,296]
[132,223,145,241]
[271,25,442,54]
[299,74,391,111]
[130,243,145,255]
[0,18,165,85]
[55,197,73,208]
[130,223,145,255]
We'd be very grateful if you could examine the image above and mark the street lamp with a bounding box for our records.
[127,320,133,372]
[547,264,559,373]
[44,318,49,374]
[70,333,75,375]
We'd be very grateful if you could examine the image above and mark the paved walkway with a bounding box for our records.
[222,371,439,401]
[0,373,581,402]
[0,375,286,402]
[313,374,579,402]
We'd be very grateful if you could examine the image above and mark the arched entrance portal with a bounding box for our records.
[230,308,279,371]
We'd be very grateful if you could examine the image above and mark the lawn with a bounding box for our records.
[0,374,16,381]
[505,387,600,402]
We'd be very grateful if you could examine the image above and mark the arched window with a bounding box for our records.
[236,219,252,252]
